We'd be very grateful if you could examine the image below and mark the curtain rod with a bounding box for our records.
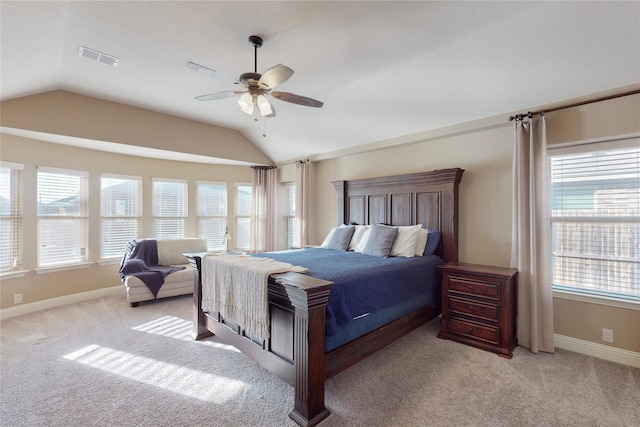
[509,89,640,121]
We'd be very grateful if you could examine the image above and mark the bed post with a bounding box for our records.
[186,253,214,340]
[276,273,333,427]
[332,180,346,226]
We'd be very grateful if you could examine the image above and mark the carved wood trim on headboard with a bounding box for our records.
[332,168,464,263]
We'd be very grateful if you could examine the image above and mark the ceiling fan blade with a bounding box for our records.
[194,91,241,101]
[259,64,294,89]
[270,91,323,108]
[187,61,237,84]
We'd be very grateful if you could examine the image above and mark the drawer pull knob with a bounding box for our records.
[467,327,474,333]
[468,285,474,290]
[468,305,474,312]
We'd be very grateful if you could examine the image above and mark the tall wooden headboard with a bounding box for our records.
[332,168,464,263]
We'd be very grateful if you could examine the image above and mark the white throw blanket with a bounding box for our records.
[201,254,308,342]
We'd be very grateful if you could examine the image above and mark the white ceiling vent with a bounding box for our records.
[78,46,119,67]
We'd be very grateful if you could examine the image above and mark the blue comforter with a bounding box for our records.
[253,248,443,340]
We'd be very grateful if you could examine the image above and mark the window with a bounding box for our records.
[101,174,142,258]
[548,139,639,301]
[37,167,89,267]
[153,179,188,239]
[1,162,23,271]
[236,184,252,250]
[285,183,297,248]
[198,181,227,250]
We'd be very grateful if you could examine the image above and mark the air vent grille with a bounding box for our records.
[78,46,119,67]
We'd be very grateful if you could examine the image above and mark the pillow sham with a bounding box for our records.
[321,224,346,247]
[325,225,355,251]
[354,227,371,252]
[423,230,442,255]
[414,228,428,256]
[390,224,422,257]
[362,224,398,258]
[349,225,371,251]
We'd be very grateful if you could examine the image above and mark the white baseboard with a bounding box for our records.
[0,286,123,321]
[554,334,640,368]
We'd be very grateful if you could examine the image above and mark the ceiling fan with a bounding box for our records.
[188,35,323,118]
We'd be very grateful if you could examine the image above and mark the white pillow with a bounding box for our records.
[414,228,428,256]
[390,224,422,257]
[354,226,372,252]
[321,224,345,247]
[349,225,371,251]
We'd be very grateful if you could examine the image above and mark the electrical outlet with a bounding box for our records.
[602,328,614,343]
[13,293,22,304]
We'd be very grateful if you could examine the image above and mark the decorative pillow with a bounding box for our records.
[423,230,442,255]
[362,224,398,258]
[414,228,428,256]
[325,225,355,251]
[390,224,422,257]
[349,225,371,251]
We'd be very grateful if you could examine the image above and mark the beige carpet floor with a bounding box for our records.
[1,294,638,427]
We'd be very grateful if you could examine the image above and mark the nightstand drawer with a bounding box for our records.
[447,317,500,345]
[449,276,499,300]
[448,297,499,322]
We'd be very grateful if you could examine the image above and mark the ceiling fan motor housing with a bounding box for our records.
[239,72,261,86]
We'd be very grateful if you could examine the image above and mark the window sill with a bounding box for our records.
[34,262,92,275]
[553,289,640,311]
[97,258,121,266]
[0,270,29,280]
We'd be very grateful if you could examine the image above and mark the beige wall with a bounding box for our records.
[314,123,514,267]
[313,93,640,354]
[1,90,272,165]
[0,133,252,309]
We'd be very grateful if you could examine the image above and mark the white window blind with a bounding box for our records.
[37,166,88,267]
[548,138,639,301]
[1,162,23,271]
[236,184,252,250]
[285,183,297,248]
[101,174,142,258]
[197,181,226,250]
[153,179,187,239]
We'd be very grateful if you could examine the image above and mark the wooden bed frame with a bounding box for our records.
[188,168,464,426]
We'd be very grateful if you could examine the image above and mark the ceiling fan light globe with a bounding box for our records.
[238,92,254,115]
[256,94,273,116]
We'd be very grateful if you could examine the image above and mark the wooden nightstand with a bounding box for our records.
[437,262,518,358]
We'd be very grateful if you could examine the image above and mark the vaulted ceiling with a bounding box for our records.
[2,1,639,164]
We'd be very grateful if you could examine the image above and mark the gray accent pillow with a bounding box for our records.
[362,224,398,258]
[325,225,355,251]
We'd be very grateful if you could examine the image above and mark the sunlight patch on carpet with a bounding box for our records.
[63,344,246,402]
[131,315,240,352]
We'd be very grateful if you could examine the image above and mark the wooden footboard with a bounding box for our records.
[187,253,334,426]
[186,253,440,426]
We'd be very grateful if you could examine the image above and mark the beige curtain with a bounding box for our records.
[511,114,555,353]
[250,166,279,253]
[295,161,310,247]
